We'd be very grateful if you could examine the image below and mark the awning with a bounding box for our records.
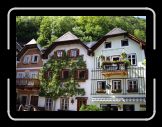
[92,97,146,103]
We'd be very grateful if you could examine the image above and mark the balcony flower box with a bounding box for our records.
[111,89,122,93]
[96,90,106,93]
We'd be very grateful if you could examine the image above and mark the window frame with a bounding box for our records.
[61,69,69,79]
[77,69,86,80]
[97,81,106,93]
[60,97,69,111]
[127,53,137,66]
[23,55,31,64]
[121,39,129,47]
[105,41,111,48]
[45,97,53,111]
[56,50,64,58]
[127,79,138,92]
[69,49,78,58]
[31,54,39,63]
[112,80,122,93]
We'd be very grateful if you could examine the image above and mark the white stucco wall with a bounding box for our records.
[94,35,145,67]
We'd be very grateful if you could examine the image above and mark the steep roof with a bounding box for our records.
[91,28,145,51]
[55,31,79,42]
[105,27,127,36]
[25,39,37,45]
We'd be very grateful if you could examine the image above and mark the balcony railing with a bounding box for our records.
[16,78,40,89]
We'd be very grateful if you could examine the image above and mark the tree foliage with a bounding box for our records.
[79,104,102,111]
[16,16,146,47]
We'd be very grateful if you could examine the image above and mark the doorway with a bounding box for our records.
[76,97,87,111]
[30,96,38,106]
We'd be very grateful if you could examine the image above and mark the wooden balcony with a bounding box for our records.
[101,61,128,77]
[16,78,40,89]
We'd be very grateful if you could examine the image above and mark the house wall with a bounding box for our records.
[94,35,145,67]
[38,43,93,111]
[17,48,43,68]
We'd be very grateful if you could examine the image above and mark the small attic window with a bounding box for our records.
[105,42,111,48]
[121,39,129,46]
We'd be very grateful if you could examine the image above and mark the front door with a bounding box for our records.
[30,96,38,106]
[76,97,87,111]
[21,96,27,105]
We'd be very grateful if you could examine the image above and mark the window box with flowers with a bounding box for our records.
[111,89,122,93]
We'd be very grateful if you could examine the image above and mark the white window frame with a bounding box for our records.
[97,81,106,91]
[31,54,39,63]
[127,54,137,66]
[45,98,53,111]
[60,97,69,111]
[23,55,31,64]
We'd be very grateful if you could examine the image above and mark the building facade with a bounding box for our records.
[16,28,146,111]
[16,39,43,108]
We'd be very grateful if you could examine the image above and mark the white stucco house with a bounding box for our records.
[36,28,146,111]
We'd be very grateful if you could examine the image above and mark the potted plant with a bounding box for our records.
[120,52,127,60]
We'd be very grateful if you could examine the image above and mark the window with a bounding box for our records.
[68,49,79,57]
[112,80,122,93]
[32,55,39,63]
[77,69,88,80]
[23,55,30,64]
[57,50,63,58]
[127,54,137,65]
[96,57,101,68]
[45,98,53,111]
[61,70,69,79]
[24,72,30,78]
[105,42,111,48]
[71,49,77,57]
[127,80,138,92]
[121,39,129,46]
[60,97,69,111]
[17,72,24,78]
[97,81,106,93]
[31,72,38,79]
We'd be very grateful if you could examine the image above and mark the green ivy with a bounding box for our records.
[39,54,87,100]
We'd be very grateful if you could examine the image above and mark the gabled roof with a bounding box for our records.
[16,42,22,52]
[42,32,89,59]
[91,28,145,52]
[25,39,37,45]
[17,39,42,60]
[55,31,79,42]
[105,27,127,36]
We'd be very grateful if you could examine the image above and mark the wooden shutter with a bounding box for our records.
[85,69,88,80]
[76,49,79,56]
[54,51,57,58]
[67,50,71,57]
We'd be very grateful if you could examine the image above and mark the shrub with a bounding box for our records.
[79,105,102,111]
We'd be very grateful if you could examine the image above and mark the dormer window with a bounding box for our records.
[121,39,129,46]
[105,42,111,48]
